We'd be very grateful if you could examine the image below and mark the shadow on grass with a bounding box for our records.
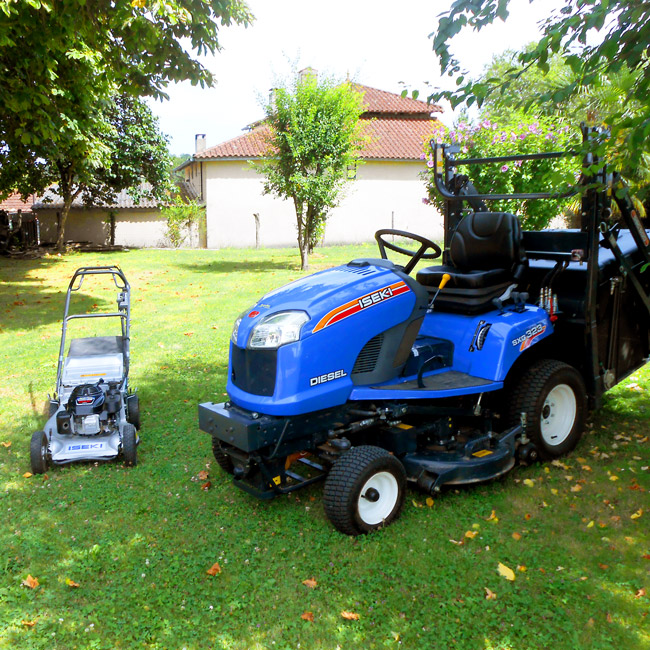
[174,258,302,275]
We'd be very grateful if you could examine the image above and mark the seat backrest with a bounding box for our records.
[450,212,526,271]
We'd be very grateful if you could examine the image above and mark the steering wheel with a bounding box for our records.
[375,229,442,275]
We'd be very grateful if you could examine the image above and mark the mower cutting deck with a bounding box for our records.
[200,124,650,535]
[30,266,140,473]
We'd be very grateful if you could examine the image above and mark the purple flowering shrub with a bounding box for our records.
[422,115,580,230]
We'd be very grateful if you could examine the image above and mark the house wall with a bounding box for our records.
[203,159,443,249]
[36,209,198,248]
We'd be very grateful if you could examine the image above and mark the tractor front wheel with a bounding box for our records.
[508,359,586,459]
[211,438,234,474]
[323,445,406,536]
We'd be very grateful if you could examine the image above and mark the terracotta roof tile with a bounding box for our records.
[353,83,443,116]
[0,193,34,212]
[195,82,443,163]
[197,117,439,162]
[196,125,272,159]
[361,118,439,160]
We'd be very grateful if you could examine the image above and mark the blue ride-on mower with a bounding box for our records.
[30,266,140,474]
[199,125,650,535]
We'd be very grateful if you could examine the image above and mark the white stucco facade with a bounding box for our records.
[196,159,443,249]
[35,209,196,248]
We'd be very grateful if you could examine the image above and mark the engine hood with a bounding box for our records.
[233,259,421,347]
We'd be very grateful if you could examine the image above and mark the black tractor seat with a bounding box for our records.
[417,212,527,313]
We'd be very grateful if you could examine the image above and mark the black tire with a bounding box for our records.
[30,431,49,474]
[211,438,234,474]
[323,445,407,536]
[126,394,141,430]
[122,423,137,467]
[508,359,586,459]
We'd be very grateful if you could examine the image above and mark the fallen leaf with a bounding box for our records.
[497,563,515,581]
[551,488,559,495]
[642,554,650,560]
[609,475,619,481]
[391,631,401,642]
[201,481,211,491]
[341,611,360,621]
[21,620,37,627]
[301,611,314,622]
[302,578,317,589]
[587,521,595,528]
[484,587,497,600]
[598,563,609,570]
[524,513,532,521]
[22,575,39,589]
[512,532,522,541]
[606,612,613,623]
[425,497,434,507]
[517,565,527,572]
[206,562,221,576]
[635,588,647,599]
[1,441,11,448]
[412,500,423,508]
[571,484,583,492]
[464,530,478,539]
[523,478,535,487]
[486,510,498,522]
[23,472,32,478]
[65,578,80,588]
[197,470,209,480]
[631,509,643,519]
[183,331,194,336]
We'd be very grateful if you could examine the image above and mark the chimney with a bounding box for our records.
[195,134,206,154]
[299,67,317,84]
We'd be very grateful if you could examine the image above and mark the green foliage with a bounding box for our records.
[0,0,252,248]
[0,248,649,649]
[257,73,366,269]
[161,197,205,248]
[423,114,580,230]
[431,0,650,176]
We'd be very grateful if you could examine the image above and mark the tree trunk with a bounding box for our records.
[55,197,74,252]
[294,199,309,270]
[55,165,78,252]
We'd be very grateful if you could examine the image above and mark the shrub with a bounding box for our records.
[422,115,581,230]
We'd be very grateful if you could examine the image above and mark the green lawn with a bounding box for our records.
[0,246,648,650]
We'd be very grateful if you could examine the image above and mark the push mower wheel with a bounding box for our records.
[508,359,586,460]
[126,394,141,430]
[323,445,406,536]
[122,423,137,467]
[30,431,49,474]
[211,439,234,475]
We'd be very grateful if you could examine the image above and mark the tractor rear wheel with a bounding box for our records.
[30,431,49,474]
[122,423,137,467]
[508,359,586,459]
[323,445,406,535]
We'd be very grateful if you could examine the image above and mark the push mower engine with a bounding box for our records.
[57,381,123,437]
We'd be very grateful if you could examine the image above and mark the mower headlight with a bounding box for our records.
[231,310,247,345]
[248,311,309,349]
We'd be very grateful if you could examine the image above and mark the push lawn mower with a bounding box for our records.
[30,266,140,473]
[199,124,650,535]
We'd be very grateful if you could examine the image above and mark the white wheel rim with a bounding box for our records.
[357,471,399,526]
[540,383,576,447]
